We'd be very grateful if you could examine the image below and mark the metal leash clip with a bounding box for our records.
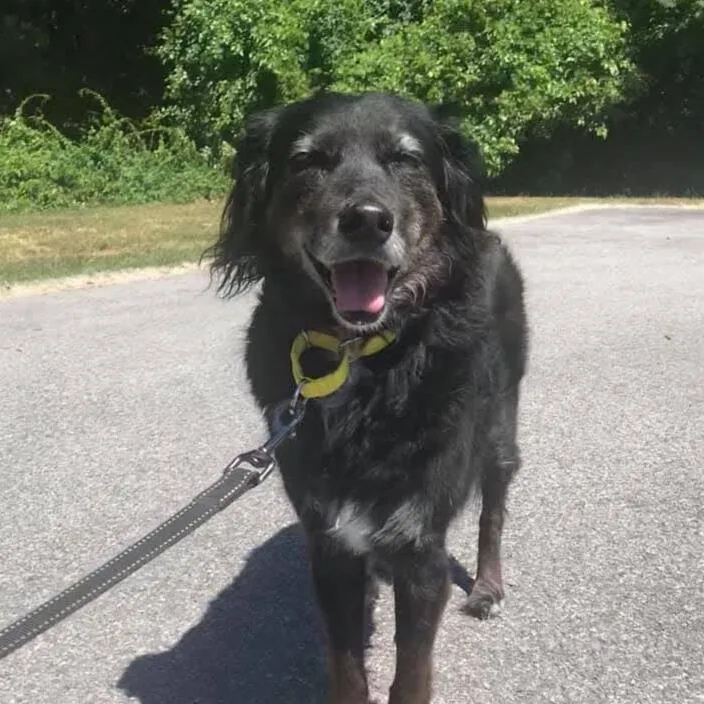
[223,386,308,485]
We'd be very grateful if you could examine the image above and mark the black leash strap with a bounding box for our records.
[0,397,306,661]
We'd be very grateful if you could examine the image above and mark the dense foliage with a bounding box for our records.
[497,0,704,195]
[158,0,634,173]
[614,0,704,127]
[0,0,165,122]
[0,93,226,212]
[0,0,702,208]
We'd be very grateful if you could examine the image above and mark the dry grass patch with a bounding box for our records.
[1,196,702,287]
[0,200,223,284]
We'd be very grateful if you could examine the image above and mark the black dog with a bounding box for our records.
[209,92,527,704]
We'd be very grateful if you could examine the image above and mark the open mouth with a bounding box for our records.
[309,255,398,324]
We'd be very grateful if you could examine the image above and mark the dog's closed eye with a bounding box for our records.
[382,133,425,169]
[383,149,424,168]
[290,150,337,174]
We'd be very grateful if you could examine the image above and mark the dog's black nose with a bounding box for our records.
[338,203,394,242]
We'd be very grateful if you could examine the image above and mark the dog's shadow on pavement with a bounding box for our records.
[118,523,475,704]
[118,524,328,704]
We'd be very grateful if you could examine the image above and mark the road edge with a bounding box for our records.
[3,203,703,300]
[0,262,203,301]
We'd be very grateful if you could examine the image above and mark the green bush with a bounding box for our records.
[334,0,636,173]
[157,0,310,151]
[158,0,636,174]
[0,91,228,212]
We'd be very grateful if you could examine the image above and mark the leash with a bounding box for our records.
[0,328,393,661]
[0,397,306,661]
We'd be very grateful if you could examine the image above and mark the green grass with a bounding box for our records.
[1,196,701,287]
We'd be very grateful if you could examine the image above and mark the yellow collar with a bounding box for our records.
[290,329,396,399]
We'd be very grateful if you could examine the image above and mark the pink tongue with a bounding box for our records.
[330,261,387,314]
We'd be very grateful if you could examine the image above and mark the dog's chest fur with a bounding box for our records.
[292,374,477,556]
[317,492,430,555]
[247,314,487,555]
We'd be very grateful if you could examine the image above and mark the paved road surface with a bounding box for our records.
[1,207,702,704]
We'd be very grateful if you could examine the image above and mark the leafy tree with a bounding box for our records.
[157,0,635,174]
[159,0,307,148]
[334,0,635,173]
[0,0,167,122]
[612,0,704,126]
[495,0,704,195]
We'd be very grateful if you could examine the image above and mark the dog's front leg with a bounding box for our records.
[309,537,370,704]
[389,543,450,704]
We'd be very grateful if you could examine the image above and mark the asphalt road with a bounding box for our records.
[1,206,702,704]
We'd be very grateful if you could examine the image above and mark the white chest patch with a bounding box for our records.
[327,501,374,555]
[326,499,427,555]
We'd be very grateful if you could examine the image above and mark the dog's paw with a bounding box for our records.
[463,579,504,620]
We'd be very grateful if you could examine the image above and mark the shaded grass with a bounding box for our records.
[1,196,702,286]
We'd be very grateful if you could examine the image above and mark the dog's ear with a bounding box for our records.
[208,107,282,296]
[435,119,487,231]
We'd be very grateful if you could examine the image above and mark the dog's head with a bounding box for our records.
[210,92,485,331]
